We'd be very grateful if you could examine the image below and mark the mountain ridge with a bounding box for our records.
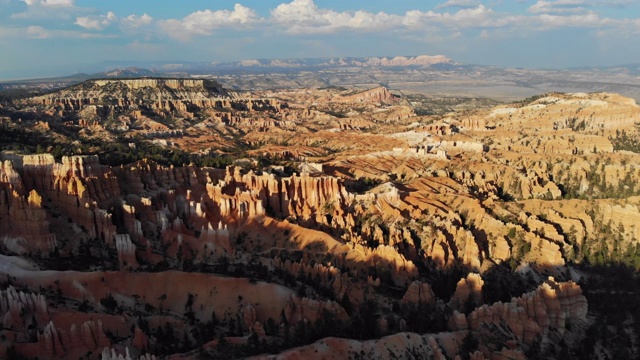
[3,55,640,101]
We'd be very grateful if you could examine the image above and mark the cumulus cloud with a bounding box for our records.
[159,4,259,40]
[404,4,520,30]
[271,0,402,34]
[21,0,74,7]
[7,0,640,43]
[74,11,154,32]
[520,0,624,30]
[121,13,154,29]
[75,11,116,30]
[269,1,525,35]
[268,0,632,37]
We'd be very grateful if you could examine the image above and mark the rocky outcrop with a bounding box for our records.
[115,234,138,268]
[21,318,112,359]
[0,157,59,252]
[93,78,225,92]
[74,319,111,352]
[101,347,157,360]
[283,296,349,324]
[402,281,436,307]
[222,166,351,221]
[449,273,484,311]
[132,327,149,351]
[0,286,49,329]
[27,78,287,118]
[360,55,453,67]
[199,221,232,256]
[37,321,66,357]
[250,331,471,360]
[5,88,640,359]
[451,278,588,343]
[0,159,24,193]
[336,87,400,105]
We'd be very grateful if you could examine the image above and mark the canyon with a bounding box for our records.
[0,77,640,359]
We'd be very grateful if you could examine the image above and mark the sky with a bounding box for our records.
[1,0,639,79]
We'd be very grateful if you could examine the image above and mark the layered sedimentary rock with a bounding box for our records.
[402,281,436,307]
[449,273,484,311]
[335,86,400,105]
[27,78,286,119]
[251,330,528,360]
[264,279,584,360]
[452,278,588,343]
[3,86,640,359]
[101,347,157,360]
[251,332,463,360]
[0,286,49,329]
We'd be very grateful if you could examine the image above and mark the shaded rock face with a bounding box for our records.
[0,286,49,330]
[254,279,585,360]
[449,273,484,311]
[28,319,111,358]
[251,332,457,360]
[402,281,436,307]
[452,278,588,343]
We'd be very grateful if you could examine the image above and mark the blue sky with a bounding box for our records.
[1,0,639,79]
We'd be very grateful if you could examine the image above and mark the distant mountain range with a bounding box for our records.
[567,63,640,76]
[100,55,456,73]
[0,55,456,95]
[2,55,640,101]
[205,55,455,69]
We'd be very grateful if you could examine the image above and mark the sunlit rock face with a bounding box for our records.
[2,86,640,359]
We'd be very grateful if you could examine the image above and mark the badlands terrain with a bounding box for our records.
[0,77,639,359]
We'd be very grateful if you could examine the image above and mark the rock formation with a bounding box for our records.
[1,85,639,359]
[452,278,588,343]
[449,273,484,311]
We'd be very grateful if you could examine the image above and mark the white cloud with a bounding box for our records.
[159,4,259,40]
[528,0,589,14]
[267,1,634,37]
[268,1,528,35]
[75,11,116,30]
[533,11,610,29]
[121,13,154,29]
[403,5,511,30]
[21,0,74,7]
[436,0,482,9]
[271,0,402,34]
[6,0,640,44]
[13,0,78,19]
[75,12,154,32]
